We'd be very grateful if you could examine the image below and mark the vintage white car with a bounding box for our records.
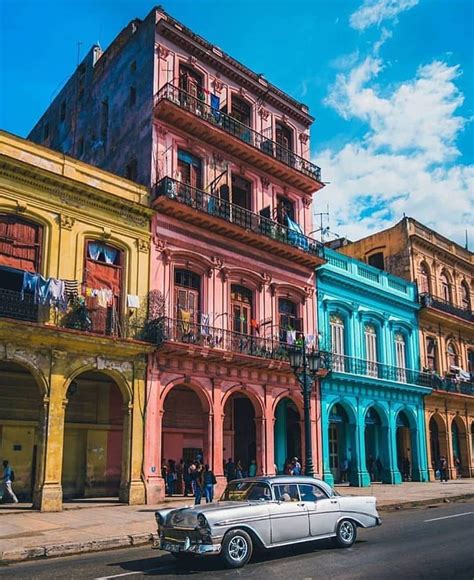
[155,475,382,568]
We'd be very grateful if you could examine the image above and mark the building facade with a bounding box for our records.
[317,249,431,487]
[339,217,474,479]
[0,131,154,510]
[28,7,326,501]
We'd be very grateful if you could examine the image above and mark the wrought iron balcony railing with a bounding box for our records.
[153,177,325,259]
[426,372,474,396]
[330,353,433,387]
[144,316,290,361]
[155,83,322,183]
[0,287,40,322]
[419,293,474,322]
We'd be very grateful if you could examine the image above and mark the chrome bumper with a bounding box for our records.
[159,538,221,555]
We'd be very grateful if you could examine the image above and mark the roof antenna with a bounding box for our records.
[465,229,469,251]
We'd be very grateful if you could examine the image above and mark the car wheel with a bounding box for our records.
[334,519,357,548]
[221,529,253,568]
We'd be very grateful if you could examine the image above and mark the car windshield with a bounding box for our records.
[221,481,272,502]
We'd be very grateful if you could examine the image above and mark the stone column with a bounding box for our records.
[144,361,165,504]
[34,350,68,512]
[212,384,226,496]
[321,399,334,485]
[349,406,370,487]
[411,406,429,482]
[384,405,402,484]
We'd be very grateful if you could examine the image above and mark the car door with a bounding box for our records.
[298,483,340,537]
[270,484,310,544]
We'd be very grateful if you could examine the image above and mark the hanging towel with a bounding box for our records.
[286,216,309,251]
[63,280,79,300]
[200,313,210,335]
[21,272,39,299]
[180,309,191,333]
[127,294,140,308]
[286,329,297,345]
[306,335,316,349]
[47,278,67,310]
[97,288,113,308]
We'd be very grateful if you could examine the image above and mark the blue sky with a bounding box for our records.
[0,0,472,245]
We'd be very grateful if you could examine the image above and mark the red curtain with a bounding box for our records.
[84,260,121,295]
[0,215,42,272]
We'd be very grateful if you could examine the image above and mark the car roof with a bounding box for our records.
[230,475,334,493]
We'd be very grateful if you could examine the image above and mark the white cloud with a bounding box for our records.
[350,0,419,31]
[315,52,472,246]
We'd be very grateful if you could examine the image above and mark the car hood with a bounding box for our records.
[158,501,267,528]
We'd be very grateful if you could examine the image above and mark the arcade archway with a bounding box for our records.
[274,398,301,474]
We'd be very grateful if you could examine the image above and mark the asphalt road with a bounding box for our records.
[1,501,473,580]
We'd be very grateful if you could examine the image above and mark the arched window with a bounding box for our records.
[447,341,459,370]
[440,271,451,303]
[426,336,438,372]
[330,314,345,372]
[174,268,201,326]
[279,298,301,343]
[419,262,431,294]
[231,285,253,335]
[364,324,378,378]
[395,333,407,382]
[460,281,470,311]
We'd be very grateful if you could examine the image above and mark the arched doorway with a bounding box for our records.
[328,403,351,483]
[451,416,468,477]
[274,398,301,474]
[162,385,208,467]
[396,411,412,481]
[0,361,42,503]
[364,407,386,482]
[62,371,125,500]
[223,392,257,476]
[428,414,447,476]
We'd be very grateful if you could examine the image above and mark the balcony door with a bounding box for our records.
[275,122,294,165]
[230,174,252,228]
[279,298,301,343]
[364,324,378,378]
[176,149,203,206]
[179,65,203,99]
[231,285,252,336]
[174,269,200,336]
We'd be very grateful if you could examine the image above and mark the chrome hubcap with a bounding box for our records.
[228,536,248,562]
[340,522,354,542]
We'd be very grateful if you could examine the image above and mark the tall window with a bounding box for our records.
[364,324,378,378]
[426,337,438,372]
[279,298,301,342]
[231,285,252,335]
[174,269,200,326]
[179,64,203,98]
[276,195,295,225]
[275,122,294,166]
[460,281,470,311]
[395,333,407,382]
[177,149,202,189]
[330,314,345,372]
[0,215,43,272]
[467,349,474,375]
[447,341,459,369]
[231,175,252,228]
[419,262,431,294]
[440,272,451,303]
[230,95,252,127]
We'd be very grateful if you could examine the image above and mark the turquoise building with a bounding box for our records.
[317,249,431,486]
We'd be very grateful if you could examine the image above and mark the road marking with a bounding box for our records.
[424,511,474,523]
[95,566,173,580]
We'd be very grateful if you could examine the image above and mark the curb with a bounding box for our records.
[1,494,473,563]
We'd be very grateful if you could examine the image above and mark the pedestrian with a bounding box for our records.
[225,458,236,482]
[285,460,293,475]
[292,457,302,476]
[340,457,349,483]
[166,460,177,497]
[194,463,203,505]
[203,464,217,503]
[402,457,411,482]
[454,456,461,479]
[376,457,383,481]
[176,459,184,495]
[367,454,375,482]
[183,461,193,496]
[438,456,449,482]
[1,460,18,504]
[248,459,257,477]
[235,460,243,479]
[161,460,168,495]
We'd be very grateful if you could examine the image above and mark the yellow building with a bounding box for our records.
[0,131,154,511]
[338,217,474,479]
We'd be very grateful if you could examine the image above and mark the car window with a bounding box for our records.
[298,484,328,502]
[221,481,271,502]
[274,484,300,502]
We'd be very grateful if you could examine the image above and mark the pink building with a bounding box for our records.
[29,7,326,502]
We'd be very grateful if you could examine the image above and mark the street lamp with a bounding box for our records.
[288,337,322,477]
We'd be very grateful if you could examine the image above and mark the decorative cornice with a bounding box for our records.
[137,238,151,253]
[59,214,75,230]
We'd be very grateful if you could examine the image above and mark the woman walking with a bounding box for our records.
[203,464,217,503]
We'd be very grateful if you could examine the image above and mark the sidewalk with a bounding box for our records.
[1,480,473,563]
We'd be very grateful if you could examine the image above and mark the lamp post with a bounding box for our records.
[288,336,322,477]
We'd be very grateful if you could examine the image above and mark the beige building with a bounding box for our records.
[338,217,474,479]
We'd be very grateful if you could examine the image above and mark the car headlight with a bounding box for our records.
[197,513,208,528]
[155,512,165,527]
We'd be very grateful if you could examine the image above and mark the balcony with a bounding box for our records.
[419,293,474,323]
[330,353,433,387]
[0,287,147,341]
[153,177,325,267]
[426,372,474,396]
[154,83,323,194]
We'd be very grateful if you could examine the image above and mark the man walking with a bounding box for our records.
[1,460,18,504]
[439,456,449,482]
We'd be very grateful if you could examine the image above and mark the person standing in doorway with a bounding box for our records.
[292,457,302,476]
[194,463,204,505]
[1,460,18,504]
[225,458,236,482]
[248,459,257,477]
[235,460,243,480]
[454,456,462,479]
[340,457,349,483]
[438,456,449,482]
[166,460,177,497]
[203,464,216,503]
